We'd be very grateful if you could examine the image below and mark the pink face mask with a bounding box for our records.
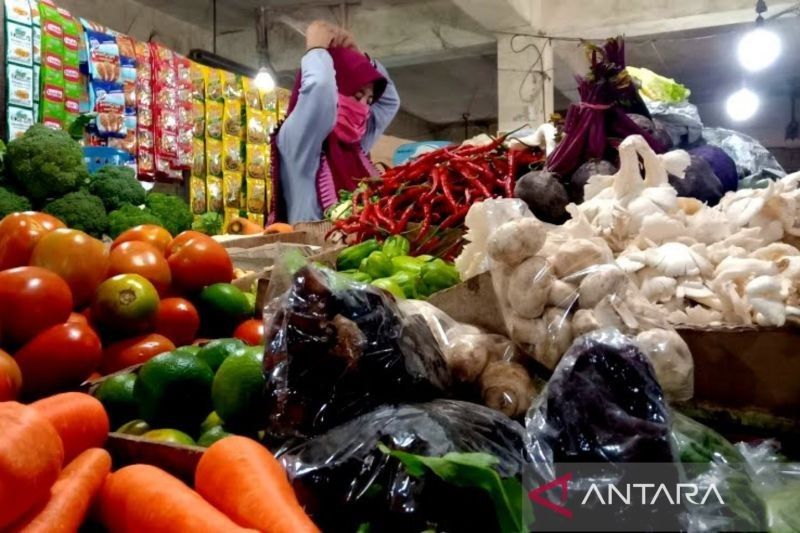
[334,94,370,144]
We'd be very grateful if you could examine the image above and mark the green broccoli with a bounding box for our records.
[191,212,224,236]
[88,165,146,211]
[107,203,164,238]
[0,185,32,219]
[43,190,108,238]
[0,139,6,177]
[6,124,89,203]
[145,192,193,236]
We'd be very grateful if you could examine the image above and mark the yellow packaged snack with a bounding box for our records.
[206,138,223,177]
[246,110,267,144]
[246,143,267,180]
[223,171,243,209]
[190,177,207,214]
[223,99,242,138]
[192,101,205,139]
[242,78,261,111]
[222,71,241,100]
[261,87,277,115]
[205,101,223,140]
[223,135,242,173]
[247,213,265,226]
[205,67,223,102]
[207,176,223,213]
[246,177,266,215]
[190,62,205,101]
[192,138,206,177]
[275,87,291,120]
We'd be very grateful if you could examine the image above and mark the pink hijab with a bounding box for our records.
[269,47,387,222]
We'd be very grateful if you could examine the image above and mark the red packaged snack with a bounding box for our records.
[174,55,193,171]
[135,40,155,180]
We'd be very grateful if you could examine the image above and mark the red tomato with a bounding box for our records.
[167,236,233,293]
[0,267,73,348]
[14,322,102,398]
[233,318,265,346]
[0,349,22,401]
[112,225,173,254]
[92,274,160,335]
[67,312,89,326]
[100,333,175,374]
[30,228,109,308]
[154,298,200,346]
[165,231,213,258]
[108,241,172,295]
[0,212,65,270]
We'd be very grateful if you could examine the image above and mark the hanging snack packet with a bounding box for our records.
[7,105,34,139]
[174,55,193,170]
[5,0,31,25]
[222,134,242,173]
[58,6,80,127]
[246,109,268,143]
[151,42,179,179]
[190,61,205,101]
[206,138,223,177]
[92,81,126,137]
[39,1,65,129]
[207,176,223,213]
[223,172,242,227]
[6,20,33,66]
[192,100,205,138]
[190,177,207,215]
[205,100,223,140]
[7,63,33,108]
[223,98,242,137]
[246,177,266,222]
[222,70,241,100]
[246,143,267,180]
[205,67,223,102]
[192,138,206,177]
[134,40,154,180]
[242,78,261,110]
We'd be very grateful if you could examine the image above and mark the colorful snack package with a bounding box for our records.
[91,81,126,137]
[29,0,39,25]
[193,100,205,138]
[205,101,223,140]
[190,177,207,215]
[33,63,40,102]
[192,138,206,177]
[84,28,120,83]
[40,78,65,130]
[32,24,40,63]
[246,109,268,143]
[190,61,205,101]
[223,98,242,138]
[205,67,223,102]
[223,171,242,209]
[150,42,180,179]
[58,9,81,127]
[5,0,31,25]
[222,135,242,173]
[242,77,261,111]
[207,176,223,213]
[206,138,223,178]
[7,105,34,139]
[275,87,291,121]
[6,21,33,66]
[245,143,267,180]
[246,177,266,217]
[174,55,193,170]
[7,63,33,108]
[222,70,241,100]
[134,39,154,180]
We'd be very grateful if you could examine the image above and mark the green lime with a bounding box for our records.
[200,411,224,434]
[142,428,196,446]
[134,351,214,433]
[197,338,246,372]
[197,426,232,447]
[115,419,150,436]
[95,373,138,427]
[199,283,252,335]
[212,348,266,432]
[173,345,201,356]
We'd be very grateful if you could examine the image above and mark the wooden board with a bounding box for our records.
[105,433,203,483]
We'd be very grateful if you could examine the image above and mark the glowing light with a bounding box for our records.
[254,67,275,92]
[737,27,781,72]
[726,88,760,121]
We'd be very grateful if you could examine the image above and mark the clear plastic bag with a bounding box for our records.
[736,441,800,532]
[646,100,704,147]
[486,212,694,401]
[280,399,528,533]
[262,260,452,443]
[701,127,786,185]
[399,299,538,418]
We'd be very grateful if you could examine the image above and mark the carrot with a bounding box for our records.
[97,464,254,533]
[11,448,111,533]
[263,222,294,235]
[195,436,320,533]
[0,402,63,529]
[227,217,263,235]
[31,392,109,464]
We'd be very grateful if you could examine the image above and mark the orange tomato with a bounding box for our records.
[112,224,173,254]
[108,241,172,295]
[0,212,64,270]
[0,349,22,401]
[167,235,233,293]
[164,231,213,258]
[100,333,175,374]
[14,322,103,398]
[233,319,265,346]
[30,228,110,308]
[154,298,200,347]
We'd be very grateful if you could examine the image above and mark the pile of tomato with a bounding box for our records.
[0,211,262,402]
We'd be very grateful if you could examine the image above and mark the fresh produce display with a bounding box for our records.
[328,138,544,259]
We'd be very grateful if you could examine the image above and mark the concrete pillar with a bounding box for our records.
[497,32,553,133]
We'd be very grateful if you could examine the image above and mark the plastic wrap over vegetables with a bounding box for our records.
[399,299,539,418]
[262,261,451,442]
[280,400,529,533]
[645,100,704,147]
[485,208,694,401]
[702,127,786,185]
[525,329,680,530]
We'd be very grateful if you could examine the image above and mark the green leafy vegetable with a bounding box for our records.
[191,212,224,236]
[0,185,32,218]
[43,190,108,237]
[145,192,193,236]
[379,444,532,533]
[627,66,691,104]
[88,165,146,211]
[107,204,164,238]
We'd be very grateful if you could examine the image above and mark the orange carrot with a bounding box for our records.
[263,222,294,235]
[195,435,320,533]
[11,448,111,533]
[31,393,109,464]
[227,217,263,235]
[98,464,254,533]
[0,402,63,529]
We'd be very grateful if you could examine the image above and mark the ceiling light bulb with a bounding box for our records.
[254,67,275,92]
[726,88,760,121]
[737,27,781,72]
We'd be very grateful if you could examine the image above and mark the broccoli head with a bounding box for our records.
[145,192,193,236]
[0,185,32,219]
[107,203,164,238]
[6,124,89,203]
[88,165,146,211]
[43,190,108,238]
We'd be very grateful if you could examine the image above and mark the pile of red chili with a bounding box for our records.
[330,137,544,259]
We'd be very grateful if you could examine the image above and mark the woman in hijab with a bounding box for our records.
[272,20,400,223]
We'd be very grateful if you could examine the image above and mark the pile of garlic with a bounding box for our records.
[573,134,800,327]
[486,216,694,401]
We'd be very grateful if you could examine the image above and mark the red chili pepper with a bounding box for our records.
[373,200,394,229]
[414,203,433,244]
[440,168,458,210]
[503,151,516,197]
[439,205,470,230]
[395,203,416,234]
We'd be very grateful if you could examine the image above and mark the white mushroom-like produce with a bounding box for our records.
[550,239,610,278]
[547,279,578,308]
[507,256,554,318]
[634,242,713,278]
[572,309,601,337]
[640,276,678,303]
[635,328,694,401]
[533,307,573,370]
[487,218,547,267]
[578,267,628,309]
[444,334,491,383]
[506,314,546,353]
[479,360,536,418]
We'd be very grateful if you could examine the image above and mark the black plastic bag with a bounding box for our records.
[281,399,528,532]
[263,264,452,442]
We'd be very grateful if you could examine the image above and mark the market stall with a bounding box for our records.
[2,0,800,529]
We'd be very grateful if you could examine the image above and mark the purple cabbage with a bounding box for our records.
[689,144,738,193]
[669,155,724,206]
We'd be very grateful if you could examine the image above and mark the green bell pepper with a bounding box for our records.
[339,270,373,284]
[370,278,405,299]
[386,271,419,298]
[382,235,411,259]
[336,239,380,271]
[416,255,435,263]
[359,251,393,279]
[418,259,460,297]
[390,255,425,275]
